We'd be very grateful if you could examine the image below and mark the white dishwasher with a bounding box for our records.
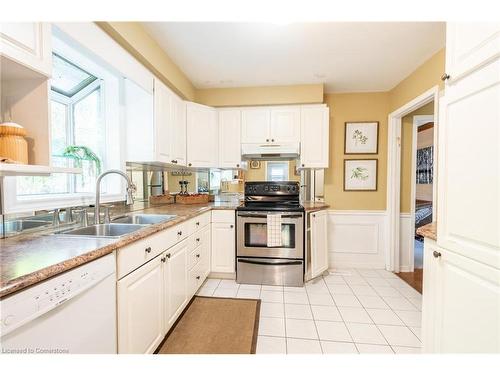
[0,253,117,354]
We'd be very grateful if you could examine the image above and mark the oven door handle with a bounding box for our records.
[237,213,303,219]
[237,259,303,266]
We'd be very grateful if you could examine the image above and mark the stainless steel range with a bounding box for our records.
[236,181,304,287]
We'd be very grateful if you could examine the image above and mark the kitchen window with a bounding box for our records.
[4,28,123,213]
[17,54,106,196]
[266,161,289,181]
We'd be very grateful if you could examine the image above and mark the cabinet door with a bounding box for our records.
[170,95,186,165]
[186,103,218,168]
[218,109,242,168]
[164,240,188,330]
[117,257,164,354]
[433,248,500,353]
[0,22,51,76]
[241,108,271,144]
[211,222,235,273]
[300,106,329,168]
[310,210,329,278]
[270,107,300,143]
[445,22,500,83]
[437,24,500,266]
[153,79,172,163]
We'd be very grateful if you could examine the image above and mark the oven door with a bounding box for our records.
[236,211,304,259]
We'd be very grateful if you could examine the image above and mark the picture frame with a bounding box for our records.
[344,159,378,191]
[344,121,379,154]
[249,160,261,169]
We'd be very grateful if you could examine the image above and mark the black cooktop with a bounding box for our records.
[238,181,304,212]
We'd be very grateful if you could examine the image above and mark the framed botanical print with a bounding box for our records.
[344,159,378,191]
[344,121,379,154]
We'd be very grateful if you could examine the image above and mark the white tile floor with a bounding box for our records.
[196,268,422,354]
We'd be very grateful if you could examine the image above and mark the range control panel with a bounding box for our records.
[245,181,300,196]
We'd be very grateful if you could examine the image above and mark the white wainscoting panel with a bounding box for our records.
[327,210,387,269]
[399,213,413,272]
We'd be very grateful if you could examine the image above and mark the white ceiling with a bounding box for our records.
[142,22,445,93]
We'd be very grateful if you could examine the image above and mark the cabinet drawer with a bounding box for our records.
[117,223,188,279]
[188,227,210,269]
[211,209,235,223]
[187,211,211,234]
[188,263,204,296]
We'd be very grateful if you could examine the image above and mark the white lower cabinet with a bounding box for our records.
[211,210,236,274]
[310,210,329,278]
[117,213,212,354]
[117,256,164,354]
[422,239,500,353]
[163,240,188,330]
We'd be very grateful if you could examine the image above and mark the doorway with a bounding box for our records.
[386,86,439,292]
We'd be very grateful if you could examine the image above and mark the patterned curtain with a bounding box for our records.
[416,146,433,184]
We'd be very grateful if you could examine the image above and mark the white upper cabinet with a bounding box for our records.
[154,79,173,163]
[445,22,500,83]
[310,210,329,278]
[125,78,186,166]
[218,109,242,169]
[241,107,301,144]
[186,102,218,168]
[170,95,186,166]
[270,107,300,143]
[241,108,271,144]
[300,105,329,169]
[0,23,52,76]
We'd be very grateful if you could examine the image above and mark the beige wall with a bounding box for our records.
[400,102,434,213]
[97,22,196,101]
[323,92,390,210]
[388,49,445,112]
[195,84,323,107]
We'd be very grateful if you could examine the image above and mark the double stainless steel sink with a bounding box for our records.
[55,213,176,239]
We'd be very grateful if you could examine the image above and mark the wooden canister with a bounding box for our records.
[0,122,29,164]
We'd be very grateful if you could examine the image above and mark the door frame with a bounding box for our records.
[386,86,439,272]
[407,115,435,272]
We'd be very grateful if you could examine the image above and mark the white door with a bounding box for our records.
[310,210,329,278]
[300,106,329,168]
[117,257,164,354]
[186,103,218,168]
[0,22,51,76]
[218,109,242,168]
[433,248,500,353]
[211,222,236,273]
[164,240,188,330]
[421,239,440,353]
[153,79,172,163]
[241,108,271,144]
[270,107,300,144]
[437,23,500,265]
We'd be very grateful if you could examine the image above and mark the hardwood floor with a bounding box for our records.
[396,269,423,294]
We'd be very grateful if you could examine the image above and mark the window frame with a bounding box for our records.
[2,29,125,214]
[266,161,290,181]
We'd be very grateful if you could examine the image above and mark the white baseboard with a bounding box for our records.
[327,210,387,270]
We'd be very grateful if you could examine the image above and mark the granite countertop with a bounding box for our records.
[416,222,437,241]
[0,202,240,298]
[303,202,330,212]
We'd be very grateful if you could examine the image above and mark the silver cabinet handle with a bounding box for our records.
[433,251,441,258]
[441,73,450,81]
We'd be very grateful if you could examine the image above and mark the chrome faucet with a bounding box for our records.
[95,170,136,224]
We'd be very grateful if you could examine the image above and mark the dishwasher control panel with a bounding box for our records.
[0,253,115,337]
